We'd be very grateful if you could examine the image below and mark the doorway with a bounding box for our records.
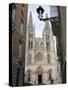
[38,74,42,84]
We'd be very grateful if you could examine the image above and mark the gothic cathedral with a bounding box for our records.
[25,11,62,85]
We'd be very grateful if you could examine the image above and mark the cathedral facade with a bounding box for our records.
[25,12,62,85]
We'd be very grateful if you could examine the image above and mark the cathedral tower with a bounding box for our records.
[43,14,57,64]
[25,11,35,67]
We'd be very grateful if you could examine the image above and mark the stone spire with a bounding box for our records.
[28,11,33,29]
[43,13,52,38]
[44,13,50,31]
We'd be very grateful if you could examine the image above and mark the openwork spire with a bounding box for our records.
[44,13,50,31]
[28,11,33,29]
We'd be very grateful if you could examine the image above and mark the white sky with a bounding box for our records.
[28,4,50,38]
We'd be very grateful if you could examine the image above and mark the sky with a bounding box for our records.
[28,4,50,38]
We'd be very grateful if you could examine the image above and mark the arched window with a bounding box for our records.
[29,33,33,39]
[47,54,50,64]
[28,54,32,65]
[26,70,31,81]
[46,42,50,50]
[20,19,24,34]
[28,41,30,50]
[27,72,31,81]
[36,42,39,47]
[19,40,22,58]
[31,41,33,50]
[46,34,50,40]
[48,69,52,80]
[35,52,43,64]
[28,41,33,50]
[48,69,53,84]
[40,42,44,47]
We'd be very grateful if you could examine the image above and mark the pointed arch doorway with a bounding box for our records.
[36,66,44,84]
[38,74,42,84]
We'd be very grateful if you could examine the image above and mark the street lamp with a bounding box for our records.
[37,6,44,19]
[36,6,59,22]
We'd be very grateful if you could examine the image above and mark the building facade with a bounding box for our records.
[25,12,62,85]
[50,6,66,83]
[9,3,28,86]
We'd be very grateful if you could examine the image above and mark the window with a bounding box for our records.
[45,21,49,29]
[12,8,15,22]
[19,40,22,58]
[20,23,24,34]
[20,18,24,34]
[21,18,24,23]
[48,69,53,83]
[31,41,33,50]
[36,42,39,47]
[40,42,44,47]
[28,54,31,65]
[12,4,16,22]
[22,4,24,7]
[48,69,52,80]
[29,33,33,39]
[28,41,30,50]
[47,54,50,64]
[27,72,31,81]
[26,70,31,81]
[46,34,50,40]
[35,52,43,62]
[28,41,33,50]
[46,42,50,50]
[21,10,24,17]
[50,6,58,17]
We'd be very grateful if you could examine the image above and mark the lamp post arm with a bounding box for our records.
[38,16,59,22]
